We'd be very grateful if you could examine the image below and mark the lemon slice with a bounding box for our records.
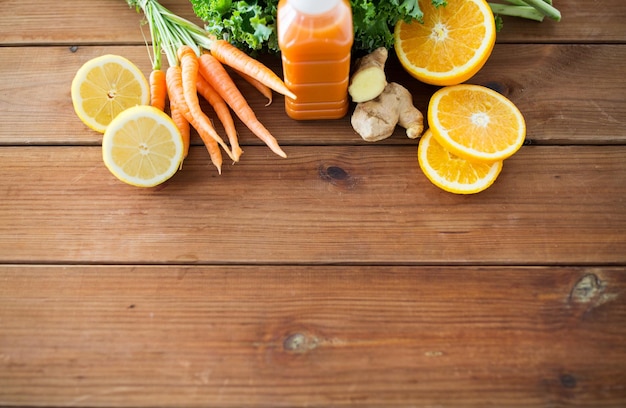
[394,0,496,86]
[428,84,526,162]
[102,105,184,187]
[71,54,150,133]
[418,129,503,194]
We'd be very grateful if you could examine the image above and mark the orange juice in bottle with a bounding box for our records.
[277,0,354,120]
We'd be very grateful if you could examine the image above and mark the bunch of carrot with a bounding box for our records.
[128,0,296,173]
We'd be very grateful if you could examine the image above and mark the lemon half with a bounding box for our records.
[102,105,184,187]
[71,54,149,133]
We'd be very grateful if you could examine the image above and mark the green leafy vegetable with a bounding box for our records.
[190,0,279,53]
[350,0,447,52]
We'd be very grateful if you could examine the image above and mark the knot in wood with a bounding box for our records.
[319,165,348,180]
[482,81,509,96]
[283,332,319,353]
[318,164,358,190]
[560,373,577,389]
[570,273,604,304]
[329,166,349,180]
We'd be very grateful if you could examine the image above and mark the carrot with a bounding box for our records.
[153,66,189,163]
[149,69,167,111]
[166,64,223,173]
[170,104,190,162]
[198,53,287,158]
[196,74,243,162]
[176,46,236,163]
[233,68,273,106]
[209,39,296,101]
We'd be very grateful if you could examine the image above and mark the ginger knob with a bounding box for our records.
[348,47,388,103]
[351,82,424,142]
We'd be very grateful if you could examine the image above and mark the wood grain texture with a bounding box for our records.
[1,145,624,265]
[0,0,202,45]
[1,265,624,407]
[2,0,626,407]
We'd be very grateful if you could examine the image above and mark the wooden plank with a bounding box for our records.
[495,2,626,44]
[1,44,626,146]
[1,145,624,265]
[2,0,625,45]
[1,265,624,407]
[0,0,202,45]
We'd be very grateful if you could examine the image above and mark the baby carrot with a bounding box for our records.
[196,74,243,162]
[149,69,167,111]
[198,53,287,159]
[209,39,296,100]
[166,65,223,173]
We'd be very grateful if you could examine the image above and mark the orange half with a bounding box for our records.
[394,0,496,86]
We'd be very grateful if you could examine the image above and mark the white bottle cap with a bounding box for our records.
[290,0,338,14]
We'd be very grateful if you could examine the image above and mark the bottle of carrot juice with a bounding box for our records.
[277,0,354,120]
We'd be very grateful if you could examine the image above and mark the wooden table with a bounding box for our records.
[1,0,625,406]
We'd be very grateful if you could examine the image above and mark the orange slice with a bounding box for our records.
[394,0,496,86]
[428,84,526,162]
[418,129,503,194]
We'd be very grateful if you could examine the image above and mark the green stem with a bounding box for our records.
[522,0,562,21]
[489,3,545,22]
[143,1,163,68]
[500,0,531,6]
[126,0,216,67]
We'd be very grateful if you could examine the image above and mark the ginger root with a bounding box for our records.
[351,82,424,142]
[348,47,388,103]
